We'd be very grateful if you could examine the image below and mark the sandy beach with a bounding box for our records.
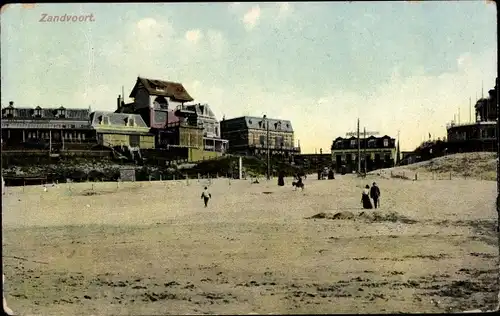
[2,174,498,314]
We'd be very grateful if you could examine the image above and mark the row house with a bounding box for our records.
[220,115,301,162]
[331,135,397,173]
[1,101,93,150]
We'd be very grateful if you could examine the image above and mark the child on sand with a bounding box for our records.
[201,186,212,207]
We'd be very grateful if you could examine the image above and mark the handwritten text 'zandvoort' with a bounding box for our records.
[39,13,95,23]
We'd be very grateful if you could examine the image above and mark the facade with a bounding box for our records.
[175,103,228,154]
[293,153,332,170]
[90,111,155,149]
[116,77,228,162]
[220,116,300,161]
[330,135,397,173]
[116,76,195,148]
[445,82,498,152]
[1,101,93,151]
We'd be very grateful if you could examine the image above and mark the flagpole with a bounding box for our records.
[469,97,472,122]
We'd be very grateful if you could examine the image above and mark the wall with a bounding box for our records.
[134,88,150,109]
[179,126,203,149]
[100,133,155,149]
[247,129,294,148]
[188,148,222,162]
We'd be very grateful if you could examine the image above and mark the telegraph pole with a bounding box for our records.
[357,118,361,174]
[496,77,500,234]
[264,115,271,180]
[363,127,367,174]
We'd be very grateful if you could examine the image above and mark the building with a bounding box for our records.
[1,101,93,151]
[175,103,228,154]
[445,82,497,152]
[116,77,228,163]
[116,77,195,148]
[330,135,397,173]
[220,116,300,161]
[293,153,332,170]
[90,111,155,149]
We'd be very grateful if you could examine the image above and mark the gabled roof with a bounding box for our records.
[129,77,194,102]
[90,111,148,128]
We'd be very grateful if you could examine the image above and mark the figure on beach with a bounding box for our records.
[292,174,304,190]
[361,185,373,209]
[201,186,212,207]
[277,171,285,186]
[370,182,381,209]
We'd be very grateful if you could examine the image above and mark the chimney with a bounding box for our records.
[117,95,121,111]
[9,101,13,106]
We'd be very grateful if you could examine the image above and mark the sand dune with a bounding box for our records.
[2,175,498,314]
[369,152,497,181]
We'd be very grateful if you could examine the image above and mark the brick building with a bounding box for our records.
[330,135,397,173]
[220,115,301,161]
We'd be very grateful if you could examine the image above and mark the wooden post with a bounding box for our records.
[449,172,452,180]
[173,174,176,181]
[198,173,200,182]
[186,174,189,186]
[160,175,162,182]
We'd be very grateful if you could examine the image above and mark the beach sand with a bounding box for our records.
[2,174,498,314]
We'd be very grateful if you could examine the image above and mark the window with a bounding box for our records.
[368,139,376,148]
[276,136,284,148]
[335,141,343,149]
[383,139,389,147]
[259,135,266,146]
[103,116,110,125]
[128,117,135,127]
[350,140,357,148]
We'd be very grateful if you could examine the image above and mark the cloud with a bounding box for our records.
[242,5,261,30]
[185,29,203,43]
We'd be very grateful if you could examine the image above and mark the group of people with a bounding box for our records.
[361,182,381,209]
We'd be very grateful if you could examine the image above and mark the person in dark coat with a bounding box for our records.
[370,182,381,209]
[277,171,285,186]
[361,185,373,209]
[328,169,334,179]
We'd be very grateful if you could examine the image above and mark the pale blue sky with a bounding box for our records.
[1,2,497,153]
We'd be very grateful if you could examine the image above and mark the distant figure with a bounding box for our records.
[370,182,381,209]
[277,171,285,186]
[328,169,335,180]
[292,175,304,191]
[361,185,373,209]
[201,186,212,207]
[2,176,4,195]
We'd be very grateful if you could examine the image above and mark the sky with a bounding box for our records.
[1,2,497,153]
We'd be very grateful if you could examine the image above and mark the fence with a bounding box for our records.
[388,170,494,181]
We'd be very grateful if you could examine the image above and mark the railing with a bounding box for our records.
[249,144,301,151]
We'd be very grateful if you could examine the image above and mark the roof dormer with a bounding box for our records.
[33,106,42,118]
[56,106,66,118]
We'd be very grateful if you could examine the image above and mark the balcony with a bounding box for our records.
[250,143,301,152]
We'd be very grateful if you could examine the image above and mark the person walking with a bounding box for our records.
[361,185,373,209]
[370,182,381,209]
[201,186,212,208]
